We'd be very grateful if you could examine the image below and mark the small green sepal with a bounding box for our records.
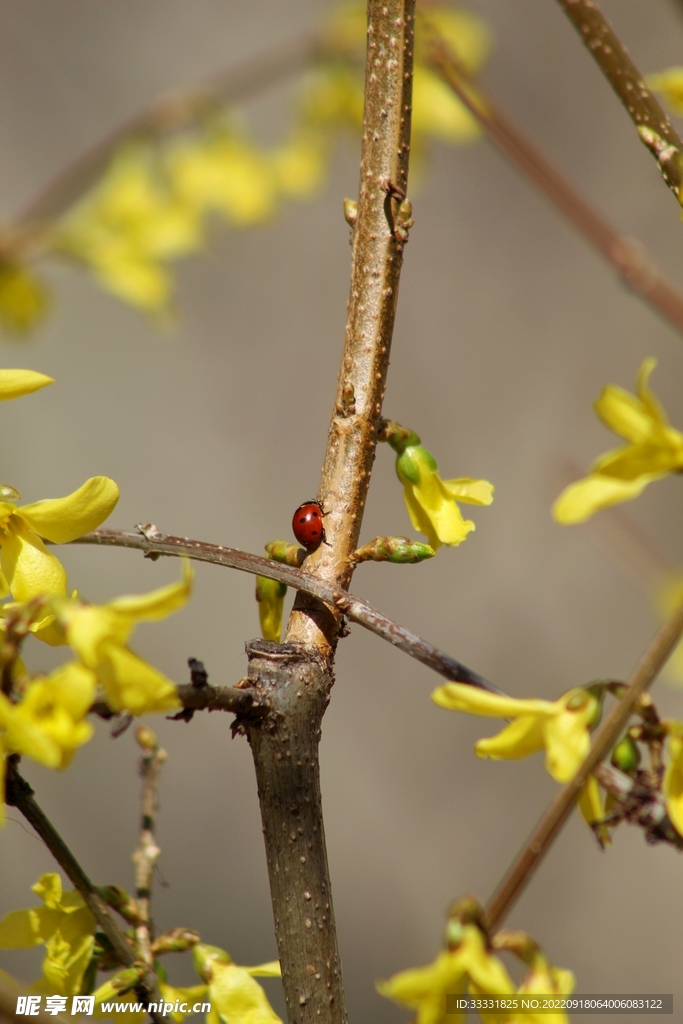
[378,419,422,455]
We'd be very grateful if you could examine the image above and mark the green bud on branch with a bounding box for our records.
[350,536,435,565]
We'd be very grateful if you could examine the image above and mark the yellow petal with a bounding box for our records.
[32,873,63,909]
[543,704,592,782]
[431,682,555,720]
[19,477,119,544]
[552,472,664,524]
[0,906,62,948]
[245,963,281,978]
[0,691,62,767]
[458,927,515,996]
[108,561,192,623]
[441,478,494,506]
[664,732,683,836]
[594,384,657,443]
[403,483,441,549]
[475,715,547,762]
[98,643,180,715]
[0,369,53,401]
[1,518,67,601]
[209,961,282,1024]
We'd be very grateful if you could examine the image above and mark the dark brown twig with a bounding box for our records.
[426,37,683,337]
[556,0,683,200]
[69,528,501,694]
[485,597,683,930]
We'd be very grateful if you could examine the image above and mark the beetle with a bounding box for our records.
[292,499,326,551]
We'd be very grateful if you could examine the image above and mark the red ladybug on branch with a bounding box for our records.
[292,499,326,551]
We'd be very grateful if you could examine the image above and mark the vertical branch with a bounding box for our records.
[131,727,166,969]
[285,0,415,653]
[556,0,683,200]
[241,5,415,1024]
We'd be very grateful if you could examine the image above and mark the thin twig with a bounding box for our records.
[4,761,165,1024]
[426,37,683,337]
[555,0,683,200]
[68,529,501,693]
[131,729,166,970]
[9,32,320,238]
[485,597,683,930]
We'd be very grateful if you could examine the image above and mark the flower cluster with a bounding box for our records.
[0,367,191,824]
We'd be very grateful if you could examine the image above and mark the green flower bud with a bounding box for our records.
[611,735,641,773]
[343,197,358,227]
[93,965,145,1003]
[152,928,201,955]
[265,539,304,567]
[351,536,435,565]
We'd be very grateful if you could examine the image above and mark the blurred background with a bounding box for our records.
[2,1,683,1020]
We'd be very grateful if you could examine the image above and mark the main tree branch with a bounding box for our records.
[237,5,415,1023]
[556,0,683,200]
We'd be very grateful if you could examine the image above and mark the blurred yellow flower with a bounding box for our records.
[553,360,683,524]
[378,924,515,1024]
[647,66,683,115]
[0,264,50,336]
[48,563,192,715]
[0,873,95,997]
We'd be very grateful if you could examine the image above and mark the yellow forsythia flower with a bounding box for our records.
[385,424,493,550]
[378,924,515,1024]
[0,873,95,997]
[431,683,601,783]
[647,67,683,115]
[553,359,683,524]
[0,477,120,603]
[44,563,193,716]
[192,944,281,1024]
[56,145,203,313]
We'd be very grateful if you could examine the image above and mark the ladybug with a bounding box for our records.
[292,499,326,551]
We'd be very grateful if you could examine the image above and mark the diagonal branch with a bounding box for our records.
[555,0,683,200]
[10,32,321,237]
[4,761,165,1024]
[426,37,683,337]
[485,596,683,930]
[69,528,500,693]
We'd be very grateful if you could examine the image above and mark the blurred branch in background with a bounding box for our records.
[556,0,683,200]
[424,30,683,337]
